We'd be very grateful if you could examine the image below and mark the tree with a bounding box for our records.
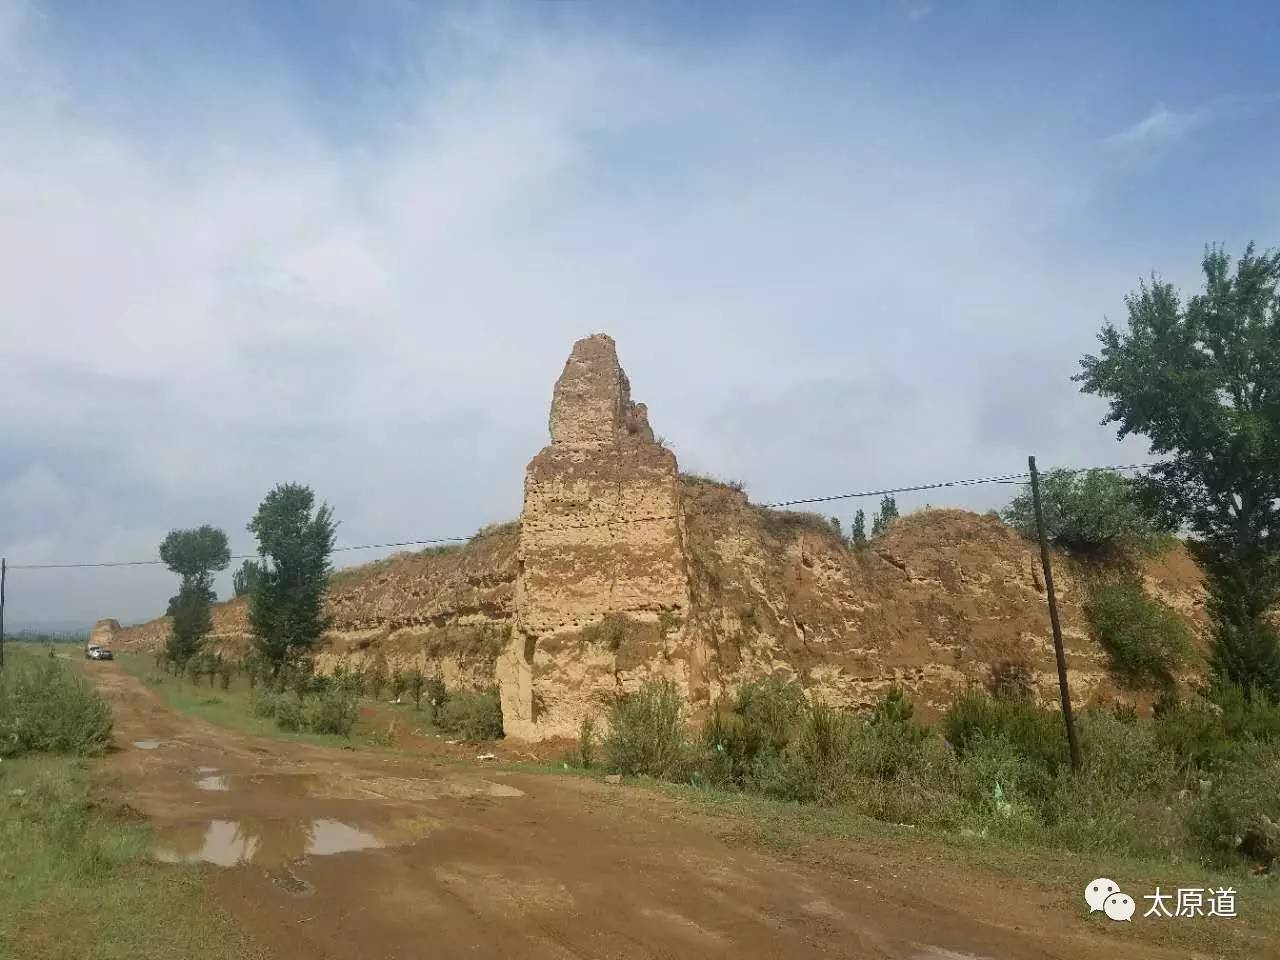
[232,559,263,598]
[1077,244,1280,697]
[246,483,338,673]
[1001,468,1174,555]
[849,509,868,548]
[870,495,899,537]
[158,526,230,670]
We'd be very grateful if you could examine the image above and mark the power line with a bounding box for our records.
[0,459,1168,571]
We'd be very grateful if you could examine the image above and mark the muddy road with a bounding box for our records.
[92,665,1179,960]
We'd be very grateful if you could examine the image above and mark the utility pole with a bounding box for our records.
[1,557,6,671]
[1028,456,1082,773]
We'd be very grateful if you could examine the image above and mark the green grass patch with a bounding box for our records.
[0,720,261,959]
[115,654,389,750]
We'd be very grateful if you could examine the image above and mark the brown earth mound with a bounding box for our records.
[108,334,1209,740]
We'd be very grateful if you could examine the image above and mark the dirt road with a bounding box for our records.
[93,665,1185,960]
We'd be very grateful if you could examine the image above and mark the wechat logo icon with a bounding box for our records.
[1085,878,1135,922]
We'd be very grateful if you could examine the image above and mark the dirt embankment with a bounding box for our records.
[103,494,1208,727]
[100,333,1210,740]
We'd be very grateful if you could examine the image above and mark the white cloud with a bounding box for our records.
[0,7,1178,625]
[1106,104,1204,149]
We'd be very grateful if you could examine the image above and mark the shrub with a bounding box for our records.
[249,690,278,718]
[582,614,632,652]
[776,700,857,803]
[1084,582,1194,690]
[943,688,1068,792]
[575,715,597,769]
[435,689,504,741]
[364,658,389,700]
[305,688,359,736]
[274,693,305,732]
[389,669,407,702]
[405,669,426,709]
[604,679,688,778]
[1186,746,1280,870]
[0,658,113,757]
[987,659,1035,700]
[855,686,930,781]
[423,672,448,715]
[1001,468,1173,556]
[698,679,807,789]
[1153,695,1236,772]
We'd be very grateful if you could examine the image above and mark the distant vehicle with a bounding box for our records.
[85,645,114,661]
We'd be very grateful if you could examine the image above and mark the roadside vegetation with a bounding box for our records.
[583,675,1280,876]
[0,648,258,960]
[130,648,504,746]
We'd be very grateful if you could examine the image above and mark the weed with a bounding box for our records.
[435,689,504,741]
[582,613,632,651]
[0,657,113,757]
[604,679,689,778]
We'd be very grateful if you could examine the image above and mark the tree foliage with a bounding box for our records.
[158,525,230,668]
[1077,244,1280,696]
[870,495,898,537]
[232,559,262,598]
[246,483,338,673]
[1001,468,1174,555]
[849,509,868,548]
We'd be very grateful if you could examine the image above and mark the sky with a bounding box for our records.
[2,0,1279,628]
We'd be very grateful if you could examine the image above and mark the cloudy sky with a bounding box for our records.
[2,0,1279,628]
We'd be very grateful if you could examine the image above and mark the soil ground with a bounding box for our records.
[89,663,1271,960]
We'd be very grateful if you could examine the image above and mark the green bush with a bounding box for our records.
[305,688,359,736]
[274,693,305,732]
[943,688,1068,793]
[604,679,688,778]
[574,715,597,769]
[435,689,504,741]
[1001,468,1173,555]
[1084,582,1194,690]
[775,700,858,804]
[1186,746,1280,870]
[0,658,113,757]
[249,690,278,718]
[701,677,806,788]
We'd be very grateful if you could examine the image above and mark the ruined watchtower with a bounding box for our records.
[498,334,691,739]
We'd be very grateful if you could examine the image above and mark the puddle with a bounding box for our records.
[132,740,162,750]
[196,766,218,775]
[153,817,398,867]
[308,819,382,856]
[195,775,229,792]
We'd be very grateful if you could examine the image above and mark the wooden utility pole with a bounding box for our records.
[1028,456,1082,773]
[1,557,6,671]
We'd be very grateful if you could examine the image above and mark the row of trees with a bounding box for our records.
[158,483,337,674]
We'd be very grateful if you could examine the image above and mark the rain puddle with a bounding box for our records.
[153,817,401,867]
[195,774,229,792]
[132,740,162,750]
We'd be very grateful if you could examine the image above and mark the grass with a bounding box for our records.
[115,653,464,751]
[0,647,262,960]
[0,756,264,960]
[663,782,1279,959]
[115,654,393,750]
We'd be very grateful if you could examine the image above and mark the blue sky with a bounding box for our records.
[2,0,1278,626]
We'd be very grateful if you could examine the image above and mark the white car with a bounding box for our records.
[85,645,114,661]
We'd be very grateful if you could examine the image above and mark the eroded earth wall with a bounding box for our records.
[106,334,1210,741]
